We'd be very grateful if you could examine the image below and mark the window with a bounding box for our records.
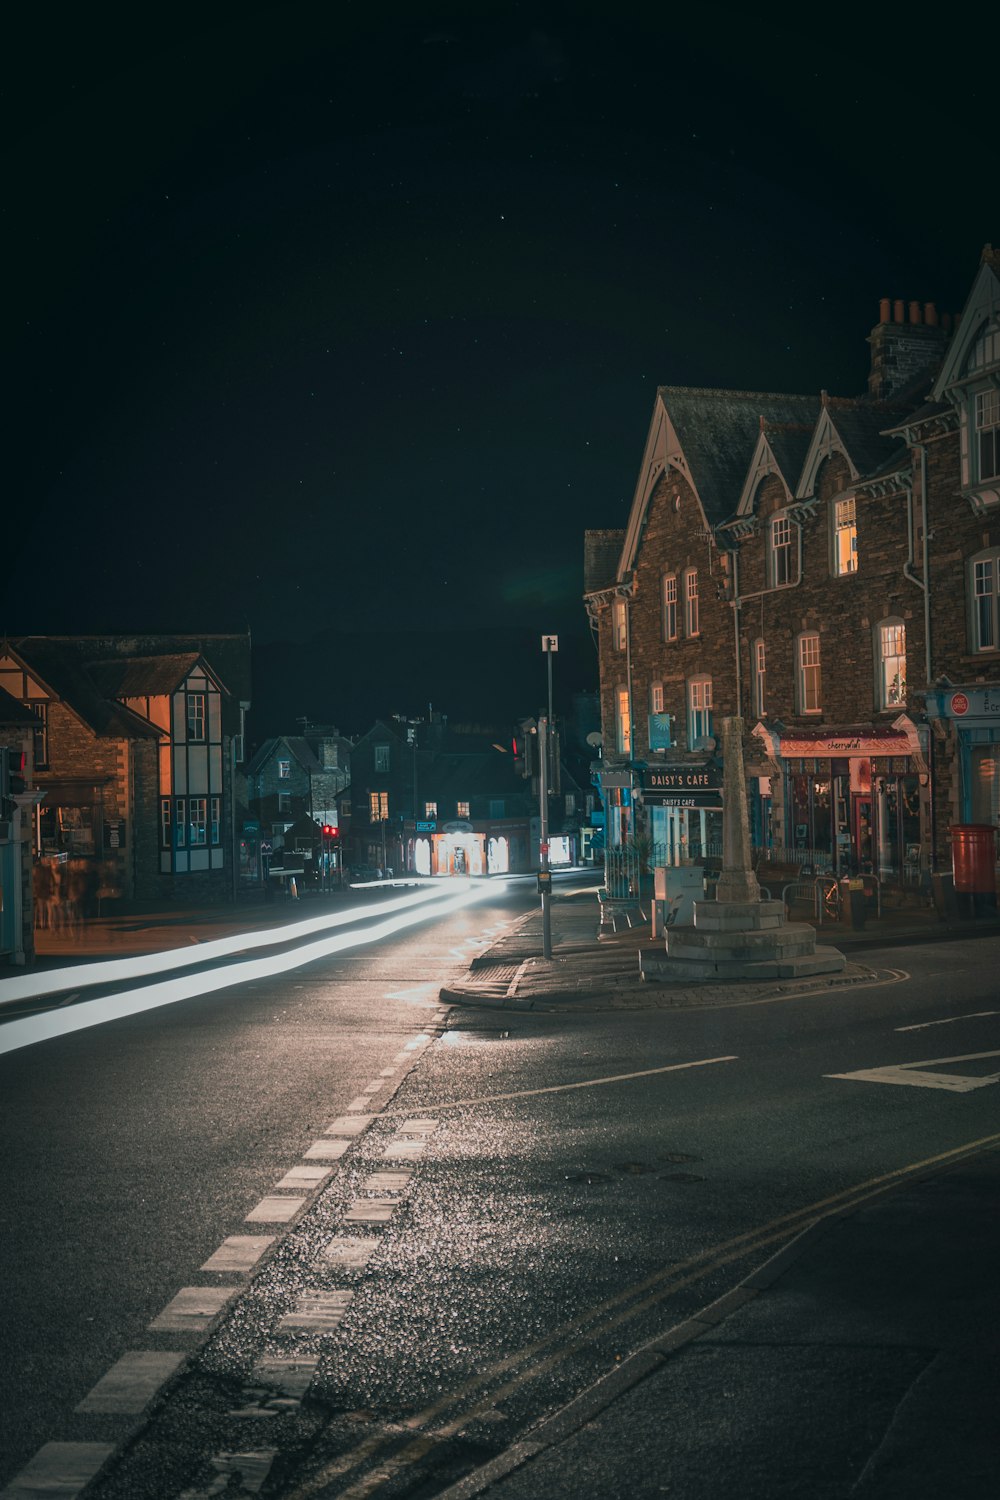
[971,549,1000,651]
[189,797,207,846]
[277,791,290,813]
[369,791,388,820]
[278,758,291,780]
[683,568,699,636]
[687,677,713,749]
[662,575,678,641]
[31,701,49,768]
[457,800,470,819]
[797,633,822,713]
[753,640,766,717]
[210,795,221,845]
[489,799,505,818]
[650,682,664,713]
[878,621,907,709]
[565,793,576,815]
[616,687,631,754]
[175,797,186,846]
[187,692,206,742]
[424,801,438,818]
[374,743,390,772]
[833,497,857,576]
[613,598,627,651]
[770,514,795,586]
[160,797,172,848]
[976,389,1000,482]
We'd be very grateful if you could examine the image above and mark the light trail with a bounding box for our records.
[0,882,494,1057]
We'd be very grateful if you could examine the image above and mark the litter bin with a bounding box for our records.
[950,824,998,916]
[840,876,867,930]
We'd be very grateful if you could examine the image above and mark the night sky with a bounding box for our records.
[6,6,993,733]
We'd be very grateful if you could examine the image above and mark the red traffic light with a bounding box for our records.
[322,824,338,839]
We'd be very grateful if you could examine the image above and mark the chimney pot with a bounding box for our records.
[893,299,905,323]
[942,312,953,332]
[879,297,891,323]
[924,302,938,327]
[908,300,923,325]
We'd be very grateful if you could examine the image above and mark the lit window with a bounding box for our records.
[770,515,795,586]
[187,693,206,742]
[650,682,664,713]
[210,795,221,845]
[976,389,1000,482]
[878,621,907,708]
[189,797,207,846]
[662,575,677,641]
[369,791,388,820]
[278,758,291,779]
[971,550,1000,651]
[684,569,699,636]
[688,677,713,749]
[797,634,822,713]
[834,497,857,576]
[613,598,627,651]
[175,797,186,846]
[616,687,631,754]
[457,800,470,819]
[754,640,766,717]
[425,801,438,818]
[374,743,390,772]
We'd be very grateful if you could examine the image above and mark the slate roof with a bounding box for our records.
[761,421,815,494]
[86,654,204,697]
[660,388,821,525]
[17,633,252,704]
[9,638,161,739]
[584,529,625,592]
[825,400,911,483]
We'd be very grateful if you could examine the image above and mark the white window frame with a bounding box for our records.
[210,795,221,845]
[753,639,766,718]
[797,633,822,714]
[424,801,438,819]
[613,598,627,651]
[160,797,172,849]
[833,496,858,576]
[662,574,678,641]
[189,796,207,847]
[650,682,664,714]
[616,686,632,755]
[770,513,795,586]
[687,676,713,750]
[683,568,699,637]
[175,797,186,846]
[277,758,291,780]
[970,548,1000,652]
[877,620,907,709]
[186,692,206,742]
[369,790,388,820]
[976,389,1000,483]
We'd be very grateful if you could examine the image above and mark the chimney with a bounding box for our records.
[924,302,939,327]
[867,293,949,400]
[879,297,891,323]
[893,299,905,323]
[908,300,923,325]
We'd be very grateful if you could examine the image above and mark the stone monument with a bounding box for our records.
[640,716,846,981]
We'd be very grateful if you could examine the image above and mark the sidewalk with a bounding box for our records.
[440,1144,1000,1499]
[440,889,1000,1010]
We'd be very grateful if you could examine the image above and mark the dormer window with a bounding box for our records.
[769,514,796,586]
[833,497,858,575]
[976,390,1000,483]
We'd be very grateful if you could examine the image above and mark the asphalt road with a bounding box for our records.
[1,899,998,1499]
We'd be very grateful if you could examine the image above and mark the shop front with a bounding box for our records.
[641,764,723,867]
[926,687,1000,828]
[752,723,927,883]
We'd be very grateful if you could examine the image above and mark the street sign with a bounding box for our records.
[541,635,558,652]
[416,820,436,832]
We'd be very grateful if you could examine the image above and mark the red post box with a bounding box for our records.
[949,824,998,916]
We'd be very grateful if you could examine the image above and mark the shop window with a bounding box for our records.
[683,568,699,637]
[796,633,822,714]
[616,687,631,754]
[613,598,627,651]
[662,574,677,641]
[970,549,1000,651]
[877,620,907,709]
[687,676,713,749]
[187,692,206,742]
[833,497,857,576]
[374,743,390,772]
[770,514,796,586]
[753,640,766,717]
[189,797,207,846]
[970,745,1000,824]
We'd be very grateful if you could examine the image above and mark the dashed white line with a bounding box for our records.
[324,1115,373,1135]
[274,1165,332,1190]
[1,1440,115,1498]
[318,1237,379,1269]
[362,1171,412,1193]
[201,1238,275,1273]
[149,1286,235,1333]
[344,1198,398,1224]
[303,1138,351,1160]
[246,1195,306,1224]
[277,1290,354,1334]
[74,1351,186,1415]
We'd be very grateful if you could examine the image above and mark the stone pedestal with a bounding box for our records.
[640,717,846,984]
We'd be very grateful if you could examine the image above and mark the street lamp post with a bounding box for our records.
[539,635,558,961]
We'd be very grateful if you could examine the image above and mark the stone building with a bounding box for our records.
[585,247,999,891]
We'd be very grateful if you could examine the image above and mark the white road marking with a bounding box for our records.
[274,1165,331,1190]
[201,1237,275,1273]
[346,1096,371,1111]
[379,1066,398,1077]
[179,1448,277,1497]
[896,1010,999,1032]
[382,983,442,1003]
[362,1171,412,1192]
[362,1080,383,1094]
[149,1286,235,1332]
[303,1138,351,1160]
[277,1290,354,1333]
[317,1236,379,1269]
[74,1351,186,1414]
[324,1115,373,1134]
[394,1057,739,1113]
[382,1139,426,1161]
[397,1118,440,1136]
[343,1197,397,1224]
[246,1195,306,1223]
[1,1441,114,1498]
[252,1355,319,1397]
[828,1049,1000,1092]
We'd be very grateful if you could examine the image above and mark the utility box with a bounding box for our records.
[652,865,703,935]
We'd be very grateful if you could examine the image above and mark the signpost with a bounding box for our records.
[539,635,558,961]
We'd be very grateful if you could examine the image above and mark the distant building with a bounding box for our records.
[245,729,352,884]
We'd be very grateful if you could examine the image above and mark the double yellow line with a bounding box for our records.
[288,1131,1000,1499]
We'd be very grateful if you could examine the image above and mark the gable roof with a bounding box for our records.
[86,653,208,698]
[794,398,909,499]
[621,388,821,572]
[7,639,162,740]
[931,245,1000,400]
[0,683,40,728]
[583,530,626,594]
[734,419,816,518]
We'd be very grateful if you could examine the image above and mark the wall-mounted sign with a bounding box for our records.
[642,766,721,792]
[945,688,1000,717]
[643,791,723,808]
[415,820,436,832]
[600,771,632,788]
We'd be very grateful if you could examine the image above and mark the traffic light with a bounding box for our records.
[322,824,338,840]
[513,720,536,779]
